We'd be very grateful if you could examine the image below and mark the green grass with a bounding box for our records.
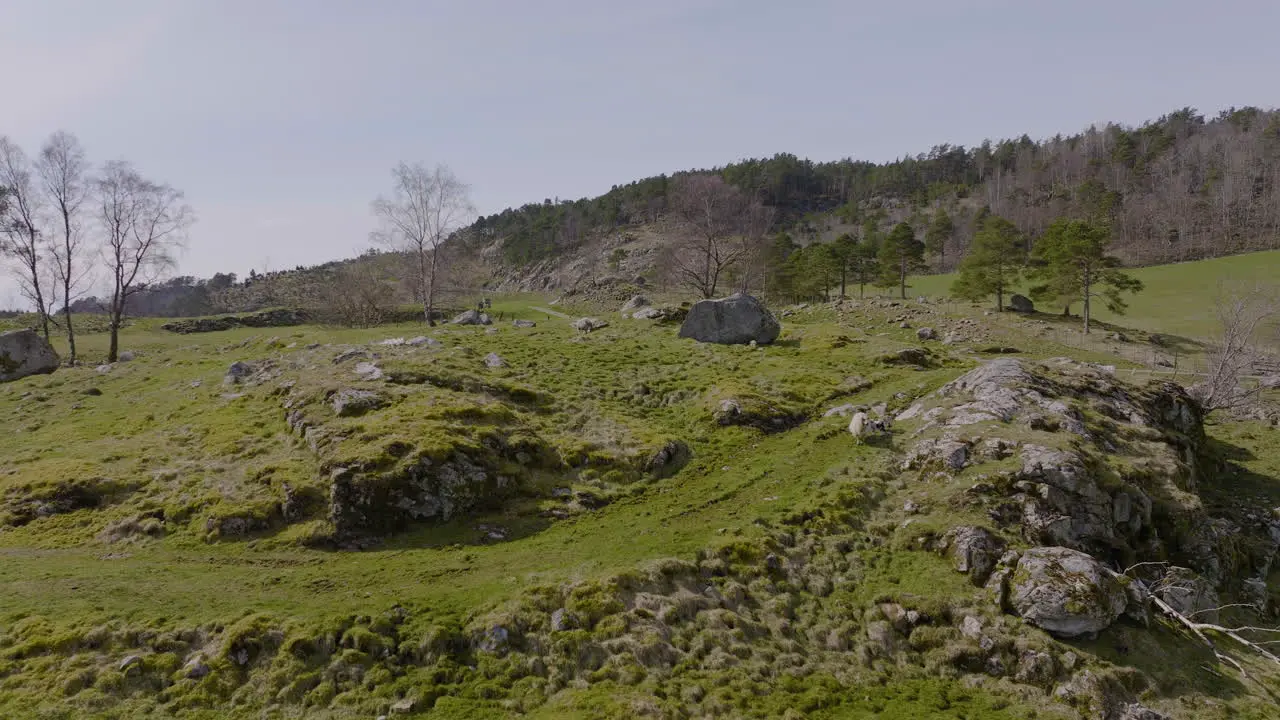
[907,249,1280,339]
[0,291,1276,718]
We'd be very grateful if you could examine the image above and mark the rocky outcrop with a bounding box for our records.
[162,308,307,334]
[1008,547,1128,638]
[678,294,780,345]
[0,329,60,382]
[939,526,1006,584]
[452,310,492,325]
[620,295,650,314]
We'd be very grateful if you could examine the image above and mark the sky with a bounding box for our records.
[2,0,1279,306]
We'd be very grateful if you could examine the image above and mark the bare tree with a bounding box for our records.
[0,137,52,339]
[1191,281,1280,414]
[371,163,474,326]
[97,160,193,362]
[665,174,763,299]
[37,131,92,364]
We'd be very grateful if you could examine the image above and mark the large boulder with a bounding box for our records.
[0,329,60,382]
[1008,294,1035,313]
[452,310,492,326]
[620,295,650,315]
[1010,547,1128,638]
[678,294,780,345]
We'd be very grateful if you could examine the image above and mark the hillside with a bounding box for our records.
[1,285,1278,718]
[49,106,1280,321]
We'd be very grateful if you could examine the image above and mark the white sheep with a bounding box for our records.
[848,411,869,443]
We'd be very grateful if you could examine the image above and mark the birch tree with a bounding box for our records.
[371,163,474,326]
[97,160,193,362]
[0,137,52,339]
[37,131,92,364]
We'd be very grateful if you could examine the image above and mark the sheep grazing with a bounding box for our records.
[848,411,869,442]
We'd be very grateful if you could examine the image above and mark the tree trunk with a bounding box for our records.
[63,306,76,366]
[108,309,121,363]
[996,285,1004,313]
[426,248,438,327]
[839,267,847,299]
[1082,271,1092,334]
[899,258,907,299]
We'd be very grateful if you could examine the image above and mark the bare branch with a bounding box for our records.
[371,163,474,325]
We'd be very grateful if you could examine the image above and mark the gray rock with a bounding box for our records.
[182,655,210,679]
[389,697,419,715]
[960,615,984,640]
[331,389,386,417]
[916,327,937,341]
[823,403,859,418]
[621,295,650,314]
[484,352,507,368]
[96,364,114,374]
[646,440,691,478]
[452,310,492,325]
[354,361,383,380]
[512,319,537,328]
[1011,547,1128,638]
[477,625,510,654]
[118,654,144,673]
[1008,294,1035,313]
[117,350,136,362]
[550,608,578,632]
[332,348,371,364]
[572,317,609,332]
[0,329,60,382]
[942,526,1006,584]
[1155,567,1221,623]
[678,293,780,345]
[223,361,256,385]
[406,336,442,347]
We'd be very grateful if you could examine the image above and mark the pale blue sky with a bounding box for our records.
[2,0,1278,304]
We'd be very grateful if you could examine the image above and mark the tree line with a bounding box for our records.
[0,132,194,362]
[471,106,1280,269]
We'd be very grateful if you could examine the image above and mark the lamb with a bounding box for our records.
[848,411,869,442]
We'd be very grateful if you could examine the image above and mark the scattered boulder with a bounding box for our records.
[332,348,372,364]
[939,526,1006,584]
[406,336,442,347]
[117,350,136,362]
[620,295,650,314]
[223,361,257,385]
[512,319,537,328]
[1008,294,1035,313]
[572,317,609,333]
[182,655,211,679]
[823,403,859,419]
[330,389,386,417]
[678,294,780,345]
[879,348,933,368]
[0,329,60,382]
[916,327,937,341]
[452,310,492,326]
[632,306,687,322]
[484,352,507,369]
[1009,547,1128,638]
[646,440,691,478]
[354,362,383,380]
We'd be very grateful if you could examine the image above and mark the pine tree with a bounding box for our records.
[950,214,1025,311]
[878,221,924,299]
[924,208,954,269]
[1028,219,1143,333]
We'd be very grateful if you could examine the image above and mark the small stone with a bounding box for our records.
[483,352,507,368]
[354,362,383,380]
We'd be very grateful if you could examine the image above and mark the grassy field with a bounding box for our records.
[906,248,1280,339]
[0,291,1277,718]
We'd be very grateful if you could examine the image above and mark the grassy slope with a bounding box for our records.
[0,289,1276,718]
[907,249,1280,339]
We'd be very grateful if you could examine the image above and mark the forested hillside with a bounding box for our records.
[474,106,1280,269]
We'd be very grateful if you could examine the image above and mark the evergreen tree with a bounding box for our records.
[950,214,1025,311]
[1028,219,1143,334]
[878,221,924,299]
[924,208,955,269]
[831,233,858,298]
[849,234,880,299]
